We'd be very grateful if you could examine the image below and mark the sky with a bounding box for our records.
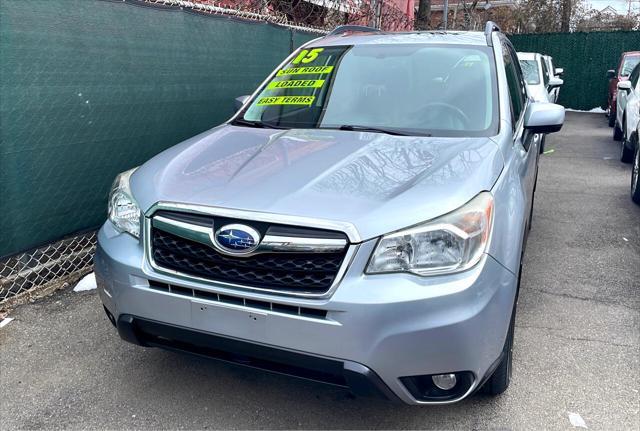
[586,0,640,13]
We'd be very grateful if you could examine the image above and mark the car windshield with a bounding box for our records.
[520,60,540,85]
[621,55,640,76]
[239,44,498,137]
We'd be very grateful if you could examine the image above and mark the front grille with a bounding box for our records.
[148,280,328,319]
[150,217,349,295]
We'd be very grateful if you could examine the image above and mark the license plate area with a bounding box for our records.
[191,300,267,339]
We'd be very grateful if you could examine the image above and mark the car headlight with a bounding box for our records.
[366,192,494,276]
[108,167,141,238]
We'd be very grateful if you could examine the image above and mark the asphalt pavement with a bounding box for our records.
[1,112,638,430]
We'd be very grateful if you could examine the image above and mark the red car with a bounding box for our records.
[608,51,640,127]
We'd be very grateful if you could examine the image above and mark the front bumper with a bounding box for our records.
[112,312,401,401]
[95,221,518,405]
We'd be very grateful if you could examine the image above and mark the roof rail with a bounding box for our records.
[484,21,501,46]
[328,25,380,37]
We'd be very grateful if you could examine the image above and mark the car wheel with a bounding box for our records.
[621,126,634,163]
[632,143,640,205]
[539,135,545,154]
[528,185,536,231]
[613,122,623,141]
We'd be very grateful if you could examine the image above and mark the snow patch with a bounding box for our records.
[565,107,606,114]
[0,317,14,328]
[568,412,588,428]
[74,272,97,292]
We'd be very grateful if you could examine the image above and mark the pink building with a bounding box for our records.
[390,0,415,21]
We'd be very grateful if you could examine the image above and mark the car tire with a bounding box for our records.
[539,135,545,154]
[621,127,634,163]
[528,185,536,231]
[613,122,623,141]
[632,142,640,205]
[608,112,616,127]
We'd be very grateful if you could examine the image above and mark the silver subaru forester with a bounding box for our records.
[96,23,565,405]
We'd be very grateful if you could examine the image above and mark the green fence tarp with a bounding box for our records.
[0,0,317,257]
[510,31,640,110]
[1,0,638,257]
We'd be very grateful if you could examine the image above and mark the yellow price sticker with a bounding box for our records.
[267,79,325,90]
[257,96,316,106]
[292,48,325,65]
[277,66,334,76]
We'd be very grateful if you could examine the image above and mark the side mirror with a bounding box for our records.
[618,80,632,91]
[554,67,564,77]
[234,95,250,111]
[524,102,564,134]
[549,77,564,88]
[607,69,616,79]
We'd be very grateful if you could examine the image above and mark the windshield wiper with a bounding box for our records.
[231,118,288,129]
[336,125,416,136]
[233,120,422,136]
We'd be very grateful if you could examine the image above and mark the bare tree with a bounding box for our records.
[561,0,571,32]
[415,0,431,30]
[192,0,609,34]
[506,0,588,33]
[576,7,640,31]
[458,0,481,30]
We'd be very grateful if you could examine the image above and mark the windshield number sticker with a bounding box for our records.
[257,96,315,106]
[292,48,324,65]
[267,79,325,90]
[277,66,334,76]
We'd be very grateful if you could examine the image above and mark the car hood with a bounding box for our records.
[131,125,504,241]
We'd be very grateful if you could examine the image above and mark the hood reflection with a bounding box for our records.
[314,134,495,200]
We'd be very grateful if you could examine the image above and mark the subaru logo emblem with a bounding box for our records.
[213,224,261,255]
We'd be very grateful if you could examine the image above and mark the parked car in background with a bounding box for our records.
[518,52,563,104]
[632,119,640,205]
[96,24,565,405]
[518,52,564,153]
[542,55,563,103]
[607,51,640,127]
[631,121,640,205]
[614,63,640,163]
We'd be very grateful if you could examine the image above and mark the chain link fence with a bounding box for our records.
[0,232,96,302]
[0,0,324,303]
[183,0,415,31]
